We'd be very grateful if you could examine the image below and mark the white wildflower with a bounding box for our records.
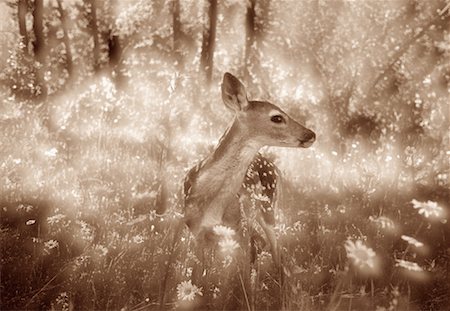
[45,147,58,157]
[293,221,305,232]
[395,259,423,272]
[17,204,33,212]
[369,216,395,230]
[44,239,59,250]
[185,267,193,278]
[148,209,157,221]
[401,235,424,248]
[13,158,21,164]
[219,238,239,253]
[47,214,66,225]
[411,199,444,219]
[345,240,376,269]
[213,225,235,238]
[176,280,203,301]
[26,219,36,225]
[212,286,220,299]
[77,221,93,242]
[95,245,108,256]
[132,234,144,244]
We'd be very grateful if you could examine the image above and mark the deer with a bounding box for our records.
[159,72,315,309]
[183,72,315,264]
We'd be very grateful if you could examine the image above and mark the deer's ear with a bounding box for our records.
[221,72,249,112]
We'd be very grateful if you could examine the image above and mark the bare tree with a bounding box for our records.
[32,0,47,98]
[244,0,270,90]
[56,0,73,79]
[107,32,125,89]
[87,0,100,72]
[200,0,217,84]
[244,0,256,79]
[18,0,28,54]
[172,0,181,57]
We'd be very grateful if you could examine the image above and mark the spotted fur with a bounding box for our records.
[242,153,277,226]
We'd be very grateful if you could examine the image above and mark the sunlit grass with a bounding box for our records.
[1,68,448,309]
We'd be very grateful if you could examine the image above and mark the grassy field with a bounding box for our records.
[1,71,448,310]
[1,0,449,310]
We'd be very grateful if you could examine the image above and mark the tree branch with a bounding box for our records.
[365,13,446,103]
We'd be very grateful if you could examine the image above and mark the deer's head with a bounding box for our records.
[221,72,316,148]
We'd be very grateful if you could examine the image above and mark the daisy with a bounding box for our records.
[95,245,108,256]
[395,259,423,272]
[176,280,203,301]
[369,216,395,230]
[219,238,239,253]
[132,235,144,244]
[44,240,59,250]
[47,214,65,225]
[213,225,235,238]
[411,199,443,218]
[344,240,376,269]
[401,235,424,248]
[44,147,58,157]
[212,286,220,299]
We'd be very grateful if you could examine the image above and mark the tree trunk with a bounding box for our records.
[88,0,100,72]
[56,0,73,79]
[244,0,270,91]
[172,0,181,50]
[172,0,182,68]
[107,33,125,89]
[18,0,28,54]
[32,0,47,98]
[200,0,217,84]
[244,0,256,84]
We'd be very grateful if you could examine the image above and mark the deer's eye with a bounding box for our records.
[270,115,285,124]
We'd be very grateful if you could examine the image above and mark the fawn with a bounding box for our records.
[183,72,315,264]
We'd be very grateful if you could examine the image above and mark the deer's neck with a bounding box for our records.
[185,118,262,232]
[195,119,261,202]
[204,119,260,178]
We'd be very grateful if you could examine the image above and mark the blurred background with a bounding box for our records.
[0,0,449,310]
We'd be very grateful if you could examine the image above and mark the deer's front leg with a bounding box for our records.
[249,155,280,265]
[256,212,279,266]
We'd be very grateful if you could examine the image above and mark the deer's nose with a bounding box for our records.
[298,130,315,148]
[303,130,316,143]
